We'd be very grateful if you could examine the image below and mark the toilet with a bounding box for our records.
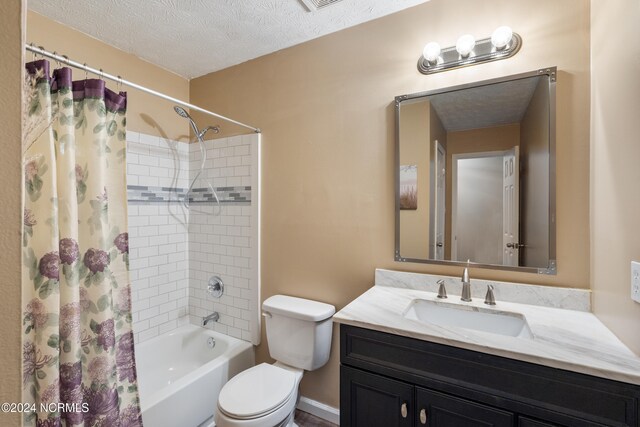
[215,295,335,427]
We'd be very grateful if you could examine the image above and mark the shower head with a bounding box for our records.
[173,105,191,119]
[174,105,200,137]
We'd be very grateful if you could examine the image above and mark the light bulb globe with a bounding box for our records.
[423,42,441,63]
[456,34,476,57]
[491,26,513,50]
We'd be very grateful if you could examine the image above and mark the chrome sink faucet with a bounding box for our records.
[461,265,472,302]
[203,312,220,326]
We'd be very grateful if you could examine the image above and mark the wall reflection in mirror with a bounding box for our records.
[395,68,556,274]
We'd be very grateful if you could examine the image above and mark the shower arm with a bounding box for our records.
[183,127,220,210]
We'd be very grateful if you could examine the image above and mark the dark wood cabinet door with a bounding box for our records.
[415,387,514,427]
[341,365,414,427]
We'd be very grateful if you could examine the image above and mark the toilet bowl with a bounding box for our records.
[216,362,303,427]
[215,295,335,427]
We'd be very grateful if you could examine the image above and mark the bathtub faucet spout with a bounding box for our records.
[203,312,220,326]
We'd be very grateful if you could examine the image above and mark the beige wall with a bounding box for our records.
[590,0,640,355]
[399,100,430,258]
[0,1,25,425]
[191,0,591,407]
[27,11,189,141]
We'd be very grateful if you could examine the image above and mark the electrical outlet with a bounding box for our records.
[632,261,640,303]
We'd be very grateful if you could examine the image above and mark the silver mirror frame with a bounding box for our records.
[394,67,557,274]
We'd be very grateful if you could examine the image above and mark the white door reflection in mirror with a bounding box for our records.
[502,147,519,266]
[434,141,446,260]
[452,150,513,265]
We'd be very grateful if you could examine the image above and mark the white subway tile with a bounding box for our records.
[138,176,159,187]
[227,327,241,339]
[158,319,177,335]
[138,155,159,167]
[126,131,140,143]
[138,306,159,321]
[138,287,158,300]
[139,327,158,342]
[158,282,177,295]
[234,318,249,331]
[128,164,149,176]
[149,293,169,308]
[149,166,168,178]
[137,266,159,279]
[234,298,249,310]
[137,248,158,261]
[149,313,168,328]
[134,318,149,332]
[139,133,159,146]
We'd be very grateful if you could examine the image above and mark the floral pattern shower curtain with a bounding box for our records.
[22,60,142,427]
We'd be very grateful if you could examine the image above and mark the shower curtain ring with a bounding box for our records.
[99,68,104,81]
[117,75,123,91]
[38,46,45,59]
[52,51,60,68]
[83,64,88,81]
[29,43,36,61]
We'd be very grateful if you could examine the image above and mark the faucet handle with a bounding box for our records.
[484,284,496,306]
[436,279,447,299]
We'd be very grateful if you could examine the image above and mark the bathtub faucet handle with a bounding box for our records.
[203,312,220,326]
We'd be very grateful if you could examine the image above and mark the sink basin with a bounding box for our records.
[403,299,533,339]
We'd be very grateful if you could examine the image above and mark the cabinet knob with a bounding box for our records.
[401,402,408,418]
[420,408,427,424]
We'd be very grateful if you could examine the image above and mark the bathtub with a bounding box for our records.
[135,325,255,427]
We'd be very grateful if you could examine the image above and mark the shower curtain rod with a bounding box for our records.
[25,44,261,134]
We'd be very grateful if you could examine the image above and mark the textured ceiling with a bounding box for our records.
[429,77,542,132]
[29,0,430,79]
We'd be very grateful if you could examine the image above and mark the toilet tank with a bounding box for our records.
[262,295,335,371]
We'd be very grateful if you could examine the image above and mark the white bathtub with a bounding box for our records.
[135,325,254,427]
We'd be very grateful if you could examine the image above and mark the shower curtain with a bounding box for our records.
[22,60,142,427]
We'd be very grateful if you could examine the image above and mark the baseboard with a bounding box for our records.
[297,396,340,425]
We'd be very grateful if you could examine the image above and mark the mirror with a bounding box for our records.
[395,68,556,274]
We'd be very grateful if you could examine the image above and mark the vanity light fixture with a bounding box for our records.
[418,26,521,75]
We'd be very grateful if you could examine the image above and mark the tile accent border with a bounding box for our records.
[375,269,591,311]
[127,185,251,204]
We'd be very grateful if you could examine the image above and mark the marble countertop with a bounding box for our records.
[333,284,640,385]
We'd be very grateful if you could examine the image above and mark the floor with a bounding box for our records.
[294,410,338,427]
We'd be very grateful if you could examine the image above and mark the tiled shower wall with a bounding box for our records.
[126,131,260,345]
[187,134,261,345]
[126,131,190,344]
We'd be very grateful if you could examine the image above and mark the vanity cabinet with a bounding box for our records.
[340,325,640,427]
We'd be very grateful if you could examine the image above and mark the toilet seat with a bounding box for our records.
[218,363,297,420]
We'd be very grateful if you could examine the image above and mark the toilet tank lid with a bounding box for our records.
[263,295,335,321]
